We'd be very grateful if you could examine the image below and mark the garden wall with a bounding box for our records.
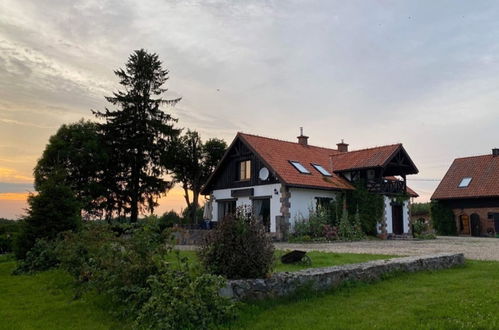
[220,253,464,301]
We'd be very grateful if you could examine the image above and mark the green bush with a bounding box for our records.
[430,201,456,236]
[159,210,183,230]
[338,209,364,241]
[135,261,234,329]
[199,210,275,279]
[55,222,233,329]
[346,184,385,236]
[15,178,81,260]
[0,219,23,253]
[13,238,59,274]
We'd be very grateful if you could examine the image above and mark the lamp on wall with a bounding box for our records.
[273,188,278,195]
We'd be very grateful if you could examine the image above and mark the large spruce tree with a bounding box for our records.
[94,49,180,222]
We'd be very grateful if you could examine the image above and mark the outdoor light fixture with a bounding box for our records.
[274,188,278,195]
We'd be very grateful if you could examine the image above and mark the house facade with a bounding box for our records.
[202,132,419,239]
[431,149,499,236]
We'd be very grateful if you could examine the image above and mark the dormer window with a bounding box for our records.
[239,160,251,180]
[312,164,331,176]
[289,161,310,174]
[458,177,472,188]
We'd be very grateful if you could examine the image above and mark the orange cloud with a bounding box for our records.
[0,192,30,201]
[0,167,33,183]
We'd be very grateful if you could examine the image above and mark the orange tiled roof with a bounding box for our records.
[432,154,499,200]
[331,144,402,171]
[239,133,354,190]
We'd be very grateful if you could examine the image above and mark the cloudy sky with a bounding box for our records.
[1,0,499,219]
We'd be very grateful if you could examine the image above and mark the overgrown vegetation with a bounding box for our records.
[290,183,387,242]
[431,201,457,236]
[0,219,22,254]
[12,220,235,329]
[199,208,275,279]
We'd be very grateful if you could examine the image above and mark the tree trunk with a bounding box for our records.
[191,191,200,225]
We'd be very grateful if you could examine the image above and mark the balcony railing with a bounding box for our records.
[366,179,405,195]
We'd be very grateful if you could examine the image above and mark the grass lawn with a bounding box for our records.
[168,249,396,273]
[2,252,499,329]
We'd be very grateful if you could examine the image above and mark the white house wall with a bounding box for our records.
[288,187,338,230]
[211,184,282,232]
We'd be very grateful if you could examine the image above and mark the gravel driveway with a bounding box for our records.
[275,236,499,261]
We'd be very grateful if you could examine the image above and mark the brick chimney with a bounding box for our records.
[297,127,308,146]
[337,139,349,152]
[493,148,499,157]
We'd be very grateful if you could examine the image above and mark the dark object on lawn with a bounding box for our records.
[281,250,311,265]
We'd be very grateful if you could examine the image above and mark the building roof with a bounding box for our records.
[239,133,354,190]
[237,133,418,194]
[330,144,402,171]
[432,154,499,200]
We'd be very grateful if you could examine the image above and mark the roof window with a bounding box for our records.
[312,164,332,176]
[458,177,472,188]
[290,161,310,174]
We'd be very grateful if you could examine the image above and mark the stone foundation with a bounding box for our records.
[172,229,211,245]
[220,253,464,301]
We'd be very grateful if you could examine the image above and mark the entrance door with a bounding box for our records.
[494,214,499,234]
[392,204,404,235]
[460,214,470,235]
[252,198,271,232]
[470,213,481,237]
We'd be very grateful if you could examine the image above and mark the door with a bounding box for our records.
[459,214,470,235]
[253,198,271,232]
[392,204,404,235]
[494,214,499,234]
[470,213,481,237]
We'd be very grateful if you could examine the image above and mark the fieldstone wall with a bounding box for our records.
[172,229,210,245]
[220,253,464,301]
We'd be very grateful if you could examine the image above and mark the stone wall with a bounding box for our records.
[220,253,464,301]
[172,229,210,245]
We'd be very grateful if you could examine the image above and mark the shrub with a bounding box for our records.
[338,209,364,241]
[0,219,23,254]
[56,222,233,328]
[15,177,81,259]
[159,210,183,230]
[199,210,275,279]
[13,238,59,274]
[431,201,456,235]
[346,183,385,236]
[135,261,234,329]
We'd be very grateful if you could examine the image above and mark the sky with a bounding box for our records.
[1,0,499,219]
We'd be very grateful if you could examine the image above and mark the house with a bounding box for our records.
[201,131,419,239]
[431,148,499,236]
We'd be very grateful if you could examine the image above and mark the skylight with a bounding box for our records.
[312,164,332,176]
[458,177,472,188]
[290,161,310,174]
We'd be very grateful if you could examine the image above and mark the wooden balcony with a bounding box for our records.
[366,179,406,195]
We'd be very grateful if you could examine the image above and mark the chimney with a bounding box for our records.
[337,139,349,152]
[493,148,499,157]
[297,127,309,146]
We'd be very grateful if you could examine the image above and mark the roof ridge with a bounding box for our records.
[238,132,339,152]
[332,143,401,156]
[454,154,495,161]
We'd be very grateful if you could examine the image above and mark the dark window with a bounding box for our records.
[315,197,333,210]
[239,160,251,180]
[218,200,236,221]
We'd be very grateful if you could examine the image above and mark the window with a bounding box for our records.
[315,197,333,209]
[312,164,332,176]
[367,169,375,180]
[218,200,236,221]
[239,160,251,180]
[458,177,472,188]
[290,161,310,174]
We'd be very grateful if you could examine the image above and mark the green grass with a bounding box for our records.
[2,252,499,329]
[0,254,125,330]
[228,260,499,329]
[167,249,395,273]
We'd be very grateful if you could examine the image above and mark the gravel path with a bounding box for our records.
[275,236,499,261]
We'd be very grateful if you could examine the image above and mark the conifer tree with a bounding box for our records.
[94,49,180,222]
